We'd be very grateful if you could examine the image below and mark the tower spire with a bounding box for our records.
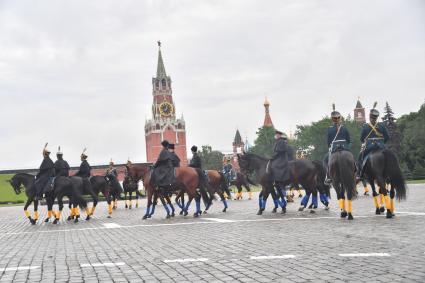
[156,41,167,78]
[263,97,273,127]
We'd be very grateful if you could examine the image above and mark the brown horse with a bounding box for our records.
[203,170,229,212]
[127,164,207,218]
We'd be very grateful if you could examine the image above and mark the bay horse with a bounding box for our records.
[237,153,318,215]
[203,170,229,213]
[329,150,357,220]
[362,148,406,218]
[231,172,255,200]
[127,164,208,219]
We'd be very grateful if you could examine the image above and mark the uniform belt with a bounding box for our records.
[333,139,347,142]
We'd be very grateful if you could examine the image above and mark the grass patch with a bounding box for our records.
[407,179,425,184]
[0,174,27,205]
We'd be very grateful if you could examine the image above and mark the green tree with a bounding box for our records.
[250,126,275,158]
[398,103,425,174]
[382,102,402,156]
[198,145,224,170]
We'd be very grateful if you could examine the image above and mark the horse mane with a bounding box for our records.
[242,152,268,162]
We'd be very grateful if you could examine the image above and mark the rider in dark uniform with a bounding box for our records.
[189,145,202,169]
[54,146,70,177]
[168,144,181,167]
[151,140,174,188]
[324,104,351,184]
[75,149,91,178]
[223,158,233,185]
[106,159,118,177]
[35,144,55,200]
[358,103,389,177]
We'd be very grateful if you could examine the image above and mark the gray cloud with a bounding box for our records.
[1,0,424,169]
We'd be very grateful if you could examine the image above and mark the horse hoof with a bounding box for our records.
[386,210,393,219]
[44,218,50,223]
[308,204,313,209]
[348,213,354,220]
[107,215,112,219]
[142,215,148,220]
[298,194,303,198]
[375,208,381,215]
[53,219,58,224]
[364,192,369,196]
[129,206,132,210]
[179,210,184,215]
[256,210,262,215]
[30,219,36,225]
[67,216,72,221]
[324,206,330,211]
[166,214,171,219]
[272,208,277,213]
[341,211,347,218]
[222,208,227,213]
[125,205,128,209]
[298,207,304,212]
[281,207,286,214]
[380,207,385,213]
[86,216,91,221]
[183,211,188,216]
[310,209,316,214]
[193,213,199,218]
[74,218,79,223]
[113,207,116,210]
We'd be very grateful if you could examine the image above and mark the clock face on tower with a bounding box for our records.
[159,102,174,117]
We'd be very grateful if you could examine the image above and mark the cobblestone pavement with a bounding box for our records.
[0,184,424,282]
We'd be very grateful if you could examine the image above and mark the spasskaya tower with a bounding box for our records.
[145,42,187,165]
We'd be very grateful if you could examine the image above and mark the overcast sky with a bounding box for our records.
[1,0,424,169]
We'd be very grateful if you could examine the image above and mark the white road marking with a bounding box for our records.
[164,258,208,263]
[394,211,425,216]
[81,262,125,267]
[203,218,235,223]
[339,253,390,257]
[250,255,296,260]
[1,212,424,236]
[0,266,40,272]
[103,223,122,228]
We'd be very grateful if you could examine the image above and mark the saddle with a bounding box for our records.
[43,177,55,193]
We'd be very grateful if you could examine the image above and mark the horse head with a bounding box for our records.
[8,175,24,195]
[128,164,151,183]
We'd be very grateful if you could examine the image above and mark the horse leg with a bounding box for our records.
[378,184,385,213]
[166,195,175,217]
[73,198,80,223]
[389,184,396,216]
[275,184,287,214]
[135,190,140,208]
[338,188,347,218]
[159,195,171,219]
[124,191,128,209]
[129,192,133,209]
[246,184,252,200]
[346,183,354,220]
[87,190,98,219]
[270,187,279,213]
[309,188,319,214]
[148,192,159,218]
[67,202,74,221]
[218,191,228,213]
[23,198,33,224]
[183,195,193,217]
[45,195,54,222]
[193,193,202,218]
[143,189,153,220]
[53,194,64,224]
[377,178,392,219]
[179,193,185,215]
[299,191,311,211]
[105,192,113,218]
[31,199,39,225]
[319,192,330,210]
[368,181,381,215]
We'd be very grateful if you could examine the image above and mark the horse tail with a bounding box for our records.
[312,160,331,198]
[194,168,212,205]
[383,149,407,201]
[338,152,357,199]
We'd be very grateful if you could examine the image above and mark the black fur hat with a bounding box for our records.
[191,145,198,152]
[168,143,175,149]
[161,140,170,148]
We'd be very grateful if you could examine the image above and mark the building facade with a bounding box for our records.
[145,43,188,165]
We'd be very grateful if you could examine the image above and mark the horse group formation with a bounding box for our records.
[6,145,406,225]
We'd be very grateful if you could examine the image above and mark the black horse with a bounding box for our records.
[123,175,141,209]
[362,148,407,218]
[301,160,331,210]
[329,150,357,220]
[90,174,123,217]
[237,153,318,215]
[8,173,87,224]
[231,172,255,200]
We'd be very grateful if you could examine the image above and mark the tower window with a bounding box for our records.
[161,79,166,88]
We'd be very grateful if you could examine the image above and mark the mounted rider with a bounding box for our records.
[269,130,290,193]
[324,104,351,184]
[35,143,55,200]
[358,102,389,178]
[150,140,174,189]
[189,145,202,169]
[168,143,181,167]
[54,146,70,177]
[106,159,118,177]
[75,148,91,178]
[222,157,234,185]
